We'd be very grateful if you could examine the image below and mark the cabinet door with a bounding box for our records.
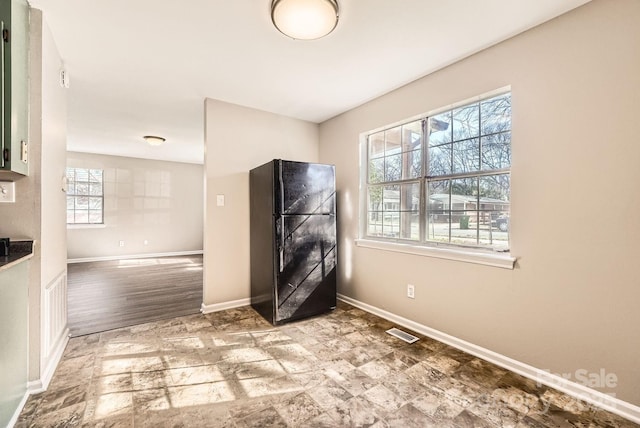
[0,0,8,169]
[0,0,29,176]
[10,0,29,175]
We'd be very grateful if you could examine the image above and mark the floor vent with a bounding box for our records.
[386,327,419,344]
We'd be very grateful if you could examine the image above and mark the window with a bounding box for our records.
[365,92,511,251]
[66,168,104,224]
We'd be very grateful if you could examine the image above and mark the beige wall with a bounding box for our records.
[33,11,68,382]
[67,152,203,259]
[0,9,69,383]
[319,0,640,406]
[39,13,68,290]
[203,98,319,305]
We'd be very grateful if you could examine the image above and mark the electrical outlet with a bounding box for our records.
[119,240,125,247]
[0,181,15,203]
[407,284,415,299]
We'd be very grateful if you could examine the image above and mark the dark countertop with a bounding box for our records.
[0,240,34,272]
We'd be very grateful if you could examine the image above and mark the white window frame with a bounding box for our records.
[66,167,105,225]
[357,88,516,269]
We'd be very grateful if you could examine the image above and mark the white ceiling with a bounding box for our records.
[29,0,591,165]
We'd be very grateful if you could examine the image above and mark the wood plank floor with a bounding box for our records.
[67,255,203,337]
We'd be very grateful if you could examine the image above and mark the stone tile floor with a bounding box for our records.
[16,302,638,427]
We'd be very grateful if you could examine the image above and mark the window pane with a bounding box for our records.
[66,197,74,210]
[399,182,420,211]
[392,182,420,242]
[75,169,89,182]
[369,132,385,159]
[90,169,103,182]
[89,210,103,224]
[427,179,449,243]
[479,220,509,248]
[452,139,480,174]
[367,186,383,212]
[383,185,399,212]
[452,104,479,141]
[66,168,75,181]
[382,184,401,237]
[402,120,422,152]
[367,214,383,237]
[75,183,89,195]
[67,184,75,195]
[428,144,451,177]
[385,126,402,154]
[428,179,450,211]
[369,158,384,184]
[89,183,103,196]
[400,211,419,240]
[481,94,511,135]
[404,149,422,179]
[429,112,451,146]
[479,174,510,204]
[383,210,399,238]
[66,210,74,223]
[481,132,511,171]
[75,196,89,209]
[384,154,401,182]
[451,211,478,246]
[368,184,383,237]
[451,178,478,209]
[75,210,89,223]
[89,197,103,209]
[450,177,478,246]
[427,211,449,243]
[480,174,510,246]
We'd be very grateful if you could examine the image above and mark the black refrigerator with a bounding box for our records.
[250,159,337,325]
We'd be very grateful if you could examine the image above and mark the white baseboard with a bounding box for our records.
[201,298,251,314]
[28,328,69,395]
[67,250,203,264]
[6,390,30,428]
[337,294,640,425]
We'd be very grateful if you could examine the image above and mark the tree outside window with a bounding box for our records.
[365,92,511,251]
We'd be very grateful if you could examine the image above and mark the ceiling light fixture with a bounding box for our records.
[143,135,165,146]
[271,0,339,40]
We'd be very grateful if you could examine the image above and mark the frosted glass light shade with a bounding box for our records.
[271,0,339,40]
[143,136,165,146]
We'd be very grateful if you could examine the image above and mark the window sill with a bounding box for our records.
[67,224,106,229]
[354,239,516,269]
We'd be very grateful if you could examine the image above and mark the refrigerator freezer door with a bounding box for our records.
[250,160,277,323]
[278,161,335,215]
[276,213,337,322]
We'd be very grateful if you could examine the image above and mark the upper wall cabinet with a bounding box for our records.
[0,0,29,176]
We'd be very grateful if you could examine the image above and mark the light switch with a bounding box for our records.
[0,181,15,203]
[216,194,225,207]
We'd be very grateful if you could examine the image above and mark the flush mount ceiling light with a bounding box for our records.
[271,0,339,40]
[143,135,165,146]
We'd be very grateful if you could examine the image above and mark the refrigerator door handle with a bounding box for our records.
[279,219,285,273]
[278,159,285,215]
[278,160,286,273]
